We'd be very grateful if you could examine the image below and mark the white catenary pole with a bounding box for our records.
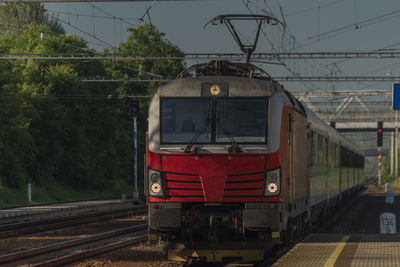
[391,131,394,175]
[378,147,382,186]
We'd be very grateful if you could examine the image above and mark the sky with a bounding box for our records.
[43,0,400,151]
[44,0,400,93]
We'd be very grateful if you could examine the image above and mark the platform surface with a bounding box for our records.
[273,233,400,267]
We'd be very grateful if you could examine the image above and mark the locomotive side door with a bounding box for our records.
[291,111,309,216]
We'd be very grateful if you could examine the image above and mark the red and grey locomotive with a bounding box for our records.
[145,60,364,263]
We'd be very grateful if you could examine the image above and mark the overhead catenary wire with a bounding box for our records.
[261,2,400,91]
[257,1,331,77]
[241,0,327,93]
[307,8,400,41]
[46,10,139,21]
[47,12,115,48]
[0,94,152,99]
[85,1,138,28]
[5,51,400,61]
[286,0,344,16]
[77,76,400,83]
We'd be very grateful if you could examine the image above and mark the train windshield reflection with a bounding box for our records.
[216,98,267,143]
[160,98,267,144]
[161,98,212,143]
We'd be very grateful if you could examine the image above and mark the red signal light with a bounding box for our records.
[377,121,383,147]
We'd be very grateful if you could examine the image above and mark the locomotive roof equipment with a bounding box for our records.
[204,14,285,63]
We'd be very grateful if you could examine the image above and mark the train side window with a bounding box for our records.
[335,145,340,168]
[310,131,316,167]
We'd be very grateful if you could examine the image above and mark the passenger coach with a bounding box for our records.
[145,61,364,263]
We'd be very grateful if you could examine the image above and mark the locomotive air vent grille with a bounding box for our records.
[223,171,265,198]
[163,172,205,199]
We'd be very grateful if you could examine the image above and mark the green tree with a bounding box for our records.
[111,24,185,192]
[0,23,184,202]
[0,3,64,35]
[117,23,184,81]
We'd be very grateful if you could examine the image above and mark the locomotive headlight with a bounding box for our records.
[148,169,164,197]
[264,168,280,196]
[151,182,162,193]
[267,182,278,193]
[210,84,221,95]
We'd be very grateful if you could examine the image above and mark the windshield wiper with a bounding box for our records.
[184,120,210,153]
[226,135,242,153]
[217,120,242,153]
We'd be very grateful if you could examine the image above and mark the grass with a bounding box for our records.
[391,178,400,187]
[0,186,27,207]
[0,180,136,208]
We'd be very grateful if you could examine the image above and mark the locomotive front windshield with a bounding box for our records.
[216,99,267,143]
[161,98,212,143]
[160,98,267,144]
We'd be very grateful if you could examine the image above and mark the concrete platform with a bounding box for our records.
[0,199,137,224]
[273,233,400,267]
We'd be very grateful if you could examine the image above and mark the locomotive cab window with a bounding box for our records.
[160,97,268,144]
[216,98,267,143]
[161,98,212,143]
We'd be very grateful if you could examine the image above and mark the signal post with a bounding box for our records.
[377,121,383,185]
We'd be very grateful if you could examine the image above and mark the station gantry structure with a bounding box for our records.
[290,89,396,154]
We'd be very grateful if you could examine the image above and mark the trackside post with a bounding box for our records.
[131,99,139,199]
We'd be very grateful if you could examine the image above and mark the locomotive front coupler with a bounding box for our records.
[183,203,243,242]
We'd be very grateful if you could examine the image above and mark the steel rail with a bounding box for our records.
[0,204,147,238]
[0,197,139,210]
[0,223,147,264]
[32,232,148,267]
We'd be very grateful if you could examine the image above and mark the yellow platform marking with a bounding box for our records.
[148,234,157,240]
[323,235,350,267]
[168,249,264,262]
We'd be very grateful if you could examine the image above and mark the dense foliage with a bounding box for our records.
[0,3,64,35]
[0,18,184,204]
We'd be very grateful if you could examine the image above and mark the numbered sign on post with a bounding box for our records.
[380,212,396,234]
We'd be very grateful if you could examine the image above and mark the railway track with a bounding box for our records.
[0,223,148,266]
[0,204,147,238]
[0,203,149,266]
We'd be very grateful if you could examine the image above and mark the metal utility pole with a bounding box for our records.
[134,116,138,199]
[391,132,394,175]
[130,99,140,199]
